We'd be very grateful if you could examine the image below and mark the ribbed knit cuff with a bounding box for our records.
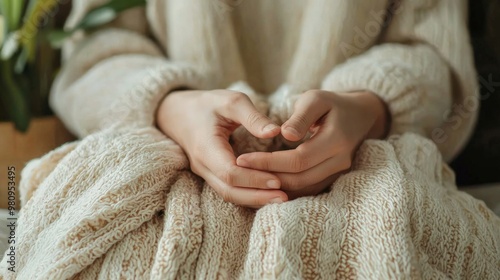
[107,59,205,132]
[321,43,451,138]
[50,29,206,137]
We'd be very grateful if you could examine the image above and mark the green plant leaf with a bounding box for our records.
[0,14,5,46]
[76,0,147,30]
[19,0,60,62]
[46,0,146,48]
[24,0,39,19]
[98,0,147,14]
[0,1,12,29]
[46,29,71,48]
[14,47,28,73]
[0,0,23,31]
[77,7,117,30]
[9,0,23,30]
[0,59,30,132]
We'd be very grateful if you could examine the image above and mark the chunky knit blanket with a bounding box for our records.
[1,127,499,279]
[1,0,499,276]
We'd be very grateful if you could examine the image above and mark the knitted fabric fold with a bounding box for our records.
[2,1,497,279]
[1,132,498,279]
[51,0,478,161]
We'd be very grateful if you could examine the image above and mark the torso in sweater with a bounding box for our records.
[149,0,388,93]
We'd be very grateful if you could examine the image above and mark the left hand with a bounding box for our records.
[236,90,390,199]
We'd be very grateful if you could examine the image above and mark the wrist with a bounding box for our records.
[340,91,390,140]
[363,91,390,139]
[155,87,192,131]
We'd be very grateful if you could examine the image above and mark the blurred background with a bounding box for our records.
[0,0,499,210]
[0,0,143,209]
[451,0,500,186]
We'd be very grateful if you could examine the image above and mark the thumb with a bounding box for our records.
[282,92,330,141]
[224,93,281,138]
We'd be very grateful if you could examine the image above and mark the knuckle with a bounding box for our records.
[190,148,206,166]
[217,91,246,111]
[250,192,267,206]
[220,188,233,203]
[246,110,266,128]
[247,173,260,187]
[304,89,324,100]
[189,161,201,176]
[228,91,249,104]
[283,176,303,191]
[186,150,203,173]
[290,155,308,172]
[335,155,352,172]
[295,145,307,155]
[342,157,353,170]
[291,114,309,129]
[219,165,237,186]
[258,155,271,171]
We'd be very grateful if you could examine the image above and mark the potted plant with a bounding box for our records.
[0,0,145,209]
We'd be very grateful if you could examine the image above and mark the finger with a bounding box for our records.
[205,135,281,189]
[217,92,281,139]
[285,174,340,200]
[282,90,331,141]
[202,166,288,208]
[274,155,351,192]
[237,150,313,173]
[237,115,339,173]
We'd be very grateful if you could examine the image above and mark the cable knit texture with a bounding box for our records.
[1,0,499,279]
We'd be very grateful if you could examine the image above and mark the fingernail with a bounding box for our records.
[269,197,284,204]
[263,124,279,133]
[266,180,280,189]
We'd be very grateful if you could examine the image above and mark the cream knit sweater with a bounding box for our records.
[1,0,499,279]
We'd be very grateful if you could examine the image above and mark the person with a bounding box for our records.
[2,0,499,278]
[52,0,476,207]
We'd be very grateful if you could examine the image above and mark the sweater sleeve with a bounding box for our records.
[50,6,205,138]
[321,0,478,162]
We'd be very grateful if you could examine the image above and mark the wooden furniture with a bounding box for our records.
[0,117,74,209]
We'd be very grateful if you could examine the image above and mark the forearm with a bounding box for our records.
[50,29,204,137]
[321,0,477,161]
[322,43,452,139]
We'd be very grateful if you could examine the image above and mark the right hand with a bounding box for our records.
[156,89,289,208]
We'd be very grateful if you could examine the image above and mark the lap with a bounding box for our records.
[9,131,500,279]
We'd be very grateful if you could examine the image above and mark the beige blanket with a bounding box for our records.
[1,129,499,279]
[2,1,498,278]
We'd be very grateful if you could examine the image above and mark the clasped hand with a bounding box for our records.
[157,89,389,208]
